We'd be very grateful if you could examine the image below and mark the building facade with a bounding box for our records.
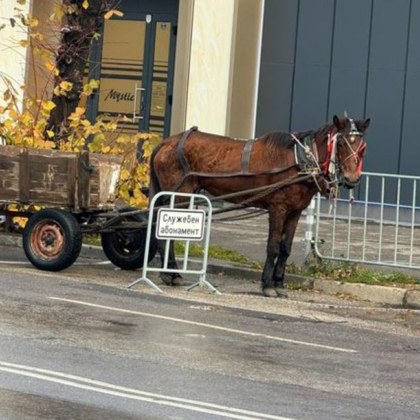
[1,0,419,185]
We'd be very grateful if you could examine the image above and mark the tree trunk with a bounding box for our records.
[46,0,113,142]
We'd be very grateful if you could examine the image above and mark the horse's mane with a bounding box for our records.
[260,123,333,150]
[261,132,295,149]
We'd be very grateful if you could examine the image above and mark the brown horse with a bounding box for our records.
[149,115,370,297]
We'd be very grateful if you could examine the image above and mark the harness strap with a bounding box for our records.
[176,126,198,174]
[241,138,254,173]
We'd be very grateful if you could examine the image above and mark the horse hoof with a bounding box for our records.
[263,288,278,298]
[275,288,288,298]
[171,275,183,286]
[160,273,182,286]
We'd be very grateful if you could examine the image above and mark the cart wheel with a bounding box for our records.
[101,209,157,270]
[22,209,82,271]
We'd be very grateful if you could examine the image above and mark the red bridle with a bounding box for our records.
[321,130,367,179]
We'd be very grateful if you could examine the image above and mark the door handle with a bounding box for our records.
[133,83,145,122]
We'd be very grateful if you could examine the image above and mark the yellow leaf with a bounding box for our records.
[44,60,55,71]
[88,79,100,89]
[27,17,39,28]
[50,5,64,22]
[21,112,33,126]
[82,0,89,10]
[46,130,55,138]
[19,39,30,48]
[104,9,124,19]
[120,169,130,180]
[42,101,56,112]
[53,86,62,96]
[75,107,85,116]
[59,81,73,91]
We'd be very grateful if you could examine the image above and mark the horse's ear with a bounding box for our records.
[357,118,371,132]
[333,115,345,130]
[363,118,371,130]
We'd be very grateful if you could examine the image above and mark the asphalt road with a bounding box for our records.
[0,247,419,419]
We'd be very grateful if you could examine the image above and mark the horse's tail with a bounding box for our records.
[149,143,163,203]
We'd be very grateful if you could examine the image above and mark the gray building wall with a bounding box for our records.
[256,0,420,199]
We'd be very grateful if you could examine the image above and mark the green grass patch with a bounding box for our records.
[287,259,418,286]
[174,242,262,269]
[83,234,101,246]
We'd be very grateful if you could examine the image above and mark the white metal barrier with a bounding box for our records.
[128,191,219,293]
[310,172,420,271]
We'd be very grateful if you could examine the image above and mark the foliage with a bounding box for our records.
[289,259,418,286]
[0,0,157,210]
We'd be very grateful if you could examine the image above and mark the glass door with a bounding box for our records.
[88,5,178,139]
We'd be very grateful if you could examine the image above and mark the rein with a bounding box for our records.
[176,172,315,213]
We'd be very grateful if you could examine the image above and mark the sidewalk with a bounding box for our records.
[1,227,419,309]
[208,210,420,308]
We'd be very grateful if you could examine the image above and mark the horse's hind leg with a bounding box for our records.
[273,210,302,295]
[158,240,182,286]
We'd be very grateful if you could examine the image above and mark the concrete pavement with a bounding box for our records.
[208,209,420,308]
[1,222,419,308]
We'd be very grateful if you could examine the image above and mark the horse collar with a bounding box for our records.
[292,133,319,172]
[176,126,198,174]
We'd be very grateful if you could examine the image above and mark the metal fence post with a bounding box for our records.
[302,197,316,264]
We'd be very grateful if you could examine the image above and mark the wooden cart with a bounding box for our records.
[0,145,157,271]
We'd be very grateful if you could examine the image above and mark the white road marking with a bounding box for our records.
[0,361,293,420]
[49,297,357,353]
[0,261,30,265]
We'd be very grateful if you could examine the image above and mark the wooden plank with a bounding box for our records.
[0,145,121,211]
[0,146,20,201]
[87,153,122,210]
[78,151,91,209]
[27,153,72,206]
[19,149,30,203]
[67,155,77,208]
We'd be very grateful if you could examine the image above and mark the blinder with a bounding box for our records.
[335,117,368,185]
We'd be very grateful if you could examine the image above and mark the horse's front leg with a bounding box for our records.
[262,208,285,297]
[272,210,302,295]
[157,240,182,286]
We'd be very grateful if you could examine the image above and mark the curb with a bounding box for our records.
[1,234,419,309]
[205,261,420,309]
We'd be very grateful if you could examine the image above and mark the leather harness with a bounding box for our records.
[172,127,319,193]
[176,127,258,177]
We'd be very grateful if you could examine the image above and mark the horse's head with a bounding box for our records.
[326,114,370,189]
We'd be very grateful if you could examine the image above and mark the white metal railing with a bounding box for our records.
[311,172,420,271]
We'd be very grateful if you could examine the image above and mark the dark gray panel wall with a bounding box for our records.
[328,0,370,118]
[257,0,420,204]
[257,0,298,133]
[291,0,334,129]
[400,0,420,175]
[365,0,410,174]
